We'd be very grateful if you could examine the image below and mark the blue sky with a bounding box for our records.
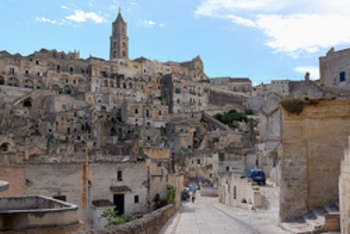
[2,0,350,85]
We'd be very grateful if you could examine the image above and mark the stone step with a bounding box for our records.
[280,219,315,234]
[303,211,324,229]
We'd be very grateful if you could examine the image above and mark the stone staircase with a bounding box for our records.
[280,202,340,234]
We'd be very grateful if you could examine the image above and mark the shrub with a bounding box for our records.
[214,109,248,129]
[102,209,136,227]
[280,98,304,114]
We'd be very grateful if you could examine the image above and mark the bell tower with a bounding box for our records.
[110,8,129,60]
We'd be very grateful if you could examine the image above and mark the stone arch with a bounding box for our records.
[23,98,32,107]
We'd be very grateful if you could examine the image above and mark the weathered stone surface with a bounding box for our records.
[280,100,350,221]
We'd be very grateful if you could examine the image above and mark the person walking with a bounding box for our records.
[191,186,197,203]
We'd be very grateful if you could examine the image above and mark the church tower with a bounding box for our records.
[110,8,129,60]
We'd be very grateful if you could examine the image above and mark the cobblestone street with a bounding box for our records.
[160,194,288,234]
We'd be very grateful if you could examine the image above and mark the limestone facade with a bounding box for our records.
[280,100,350,221]
[320,47,350,90]
[340,136,350,234]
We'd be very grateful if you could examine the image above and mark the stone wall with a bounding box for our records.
[75,204,176,234]
[339,136,350,234]
[0,167,24,197]
[280,100,350,221]
[209,88,247,110]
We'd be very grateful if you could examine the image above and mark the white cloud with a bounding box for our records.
[143,20,165,28]
[195,0,350,56]
[66,10,105,23]
[295,66,319,80]
[35,17,57,24]
[144,20,156,25]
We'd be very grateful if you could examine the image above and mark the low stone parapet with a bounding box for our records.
[76,204,176,234]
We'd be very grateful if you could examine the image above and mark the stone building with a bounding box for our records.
[161,74,210,114]
[218,173,262,209]
[280,100,350,221]
[110,8,129,60]
[210,77,252,95]
[340,136,350,234]
[320,47,350,90]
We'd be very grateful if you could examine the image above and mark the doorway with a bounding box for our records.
[113,194,125,215]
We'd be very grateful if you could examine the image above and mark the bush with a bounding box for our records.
[102,209,136,227]
[280,98,304,114]
[214,109,248,129]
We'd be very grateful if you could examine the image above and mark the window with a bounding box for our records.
[69,67,73,75]
[197,159,200,164]
[147,136,151,141]
[134,195,139,204]
[9,67,15,75]
[233,186,237,200]
[117,170,123,181]
[25,70,29,75]
[158,110,162,116]
[146,110,150,117]
[57,65,60,72]
[340,72,346,82]
[53,195,66,201]
[221,80,225,85]
[135,109,138,114]
[226,166,229,172]
[36,60,39,65]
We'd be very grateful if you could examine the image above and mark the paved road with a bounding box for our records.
[160,195,288,234]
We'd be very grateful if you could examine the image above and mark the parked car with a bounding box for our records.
[246,169,266,185]
[181,188,190,201]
